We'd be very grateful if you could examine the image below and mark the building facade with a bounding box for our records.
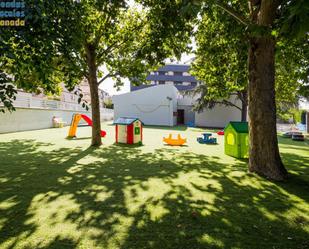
[113,84,242,128]
[130,64,199,125]
[13,80,111,111]
[78,80,111,108]
[118,63,243,128]
[146,64,198,90]
[131,64,198,93]
[113,84,178,127]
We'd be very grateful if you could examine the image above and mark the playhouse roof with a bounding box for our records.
[114,117,141,125]
[227,122,248,133]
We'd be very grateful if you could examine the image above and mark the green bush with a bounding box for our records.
[292,109,302,123]
[104,98,114,109]
[277,108,304,124]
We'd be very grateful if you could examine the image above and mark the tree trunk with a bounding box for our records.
[241,90,248,122]
[241,102,247,122]
[248,36,288,180]
[85,44,102,146]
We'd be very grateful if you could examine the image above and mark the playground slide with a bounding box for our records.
[68,114,106,138]
[80,114,106,137]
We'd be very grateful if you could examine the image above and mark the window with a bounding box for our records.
[227,133,235,145]
[158,71,165,75]
[159,81,165,85]
[174,72,183,76]
[135,127,140,135]
[175,81,182,85]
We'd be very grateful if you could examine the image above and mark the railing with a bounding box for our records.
[2,92,114,120]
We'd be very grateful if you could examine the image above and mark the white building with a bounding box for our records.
[113,84,178,126]
[194,98,242,127]
[113,84,242,128]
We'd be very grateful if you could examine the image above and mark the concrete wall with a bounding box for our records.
[113,85,178,126]
[0,108,113,134]
[195,97,242,128]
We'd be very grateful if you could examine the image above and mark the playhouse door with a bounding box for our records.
[127,124,134,144]
[118,126,127,143]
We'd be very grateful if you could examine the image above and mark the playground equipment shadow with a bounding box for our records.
[0,125,308,249]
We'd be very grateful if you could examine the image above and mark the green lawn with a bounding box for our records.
[0,123,308,249]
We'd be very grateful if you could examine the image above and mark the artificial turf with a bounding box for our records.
[0,123,308,249]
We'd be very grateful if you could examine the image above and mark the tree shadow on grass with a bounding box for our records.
[278,136,309,152]
[0,139,308,249]
[37,237,79,249]
[277,151,309,205]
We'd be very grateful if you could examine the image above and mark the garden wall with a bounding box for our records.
[194,96,243,128]
[0,108,113,134]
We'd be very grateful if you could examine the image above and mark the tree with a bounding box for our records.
[191,5,248,121]
[191,4,308,125]
[0,1,83,112]
[43,1,143,146]
[246,0,304,180]
[41,1,194,147]
[140,0,308,180]
[1,0,193,147]
[1,0,190,146]
[103,98,114,109]
[0,73,16,113]
[275,37,309,115]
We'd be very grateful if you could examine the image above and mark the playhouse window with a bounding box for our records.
[227,133,235,145]
[135,127,140,135]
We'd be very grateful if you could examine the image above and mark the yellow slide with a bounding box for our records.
[68,114,82,138]
[163,134,187,146]
[67,113,107,138]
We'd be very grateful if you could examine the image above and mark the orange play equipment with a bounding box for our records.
[163,134,187,146]
[68,114,107,138]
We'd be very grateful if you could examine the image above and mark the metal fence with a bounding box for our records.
[3,92,114,120]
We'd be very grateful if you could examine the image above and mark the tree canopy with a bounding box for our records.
[1,0,194,145]
[191,5,248,120]
[138,0,308,180]
[191,3,308,121]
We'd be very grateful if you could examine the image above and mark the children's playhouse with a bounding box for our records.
[224,122,249,158]
[114,117,143,145]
